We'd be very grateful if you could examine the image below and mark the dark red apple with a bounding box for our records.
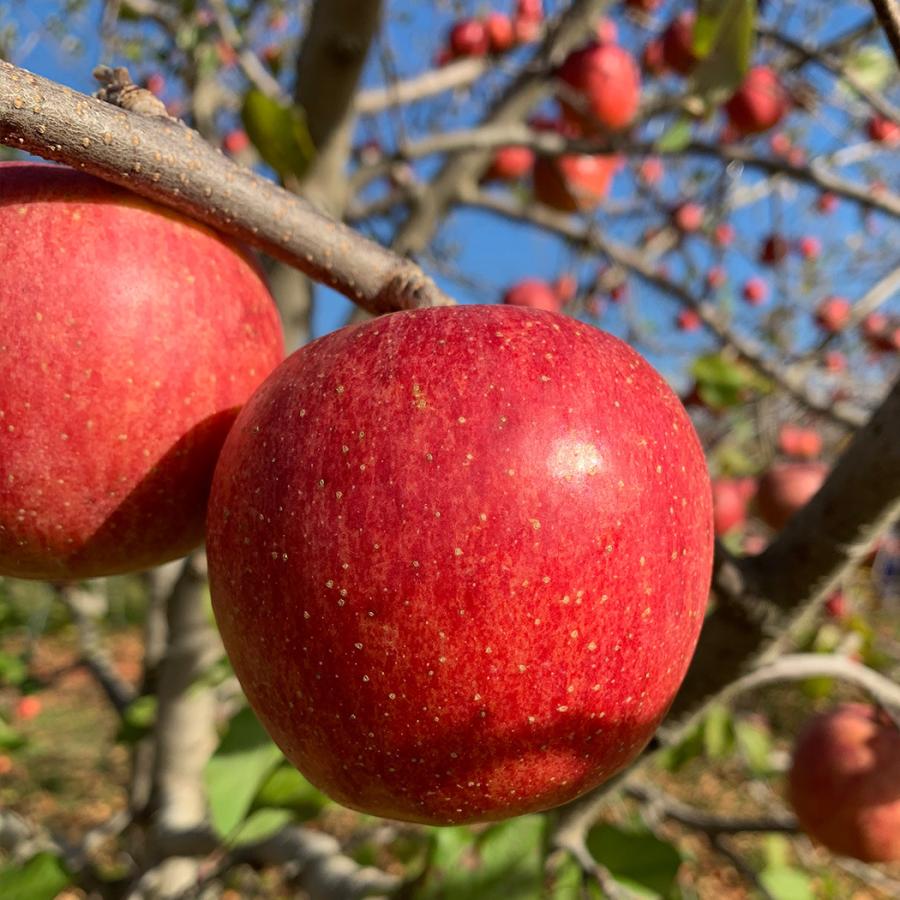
[867,115,900,144]
[755,462,827,530]
[642,39,666,76]
[712,479,749,535]
[626,0,661,10]
[817,192,838,214]
[449,19,490,58]
[815,296,852,333]
[485,12,515,53]
[760,233,789,266]
[533,153,620,213]
[0,163,284,580]
[789,704,900,862]
[206,305,714,825]
[724,66,789,135]
[661,13,698,76]
[742,277,768,306]
[484,146,535,182]
[502,279,561,313]
[557,42,641,132]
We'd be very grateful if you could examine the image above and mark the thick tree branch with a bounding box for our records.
[668,376,900,733]
[870,0,900,66]
[0,61,453,314]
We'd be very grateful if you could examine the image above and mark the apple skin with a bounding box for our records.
[867,115,900,144]
[502,279,561,313]
[0,163,284,580]
[557,42,641,132]
[484,146,535,182]
[712,479,748,535]
[789,704,900,862]
[724,66,789,135]
[815,296,852,333]
[206,305,713,825]
[742,277,768,306]
[778,425,822,460]
[755,462,827,530]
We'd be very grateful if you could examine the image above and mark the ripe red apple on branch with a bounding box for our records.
[755,461,828,530]
[207,305,714,824]
[789,704,900,862]
[0,163,284,580]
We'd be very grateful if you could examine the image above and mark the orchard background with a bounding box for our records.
[0,0,899,897]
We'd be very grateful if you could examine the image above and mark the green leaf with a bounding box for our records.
[586,823,683,898]
[0,651,27,687]
[116,694,157,744]
[0,852,71,900]
[416,817,545,900]
[690,0,755,108]
[230,808,294,847]
[760,866,814,900]
[205,705,284,837]
[702,704,735,760]
[253,764,328,820]
[547,854,602,899]
[657,719,704,772]
[655,119,693,153]
[844,46,895,93]
[734,719,773,776]
[762,834,791,868]
[0,715,25,751]
[241,89,316,181]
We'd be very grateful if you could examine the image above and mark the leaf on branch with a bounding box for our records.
[843,46,895,93]
[252,764,328,820]
[241,89,316,182]
[586,823,683,898]
[0,852,71,900]
[759,865,814,900]
[205,705,284,838]
[229,808,295,847]
[655,119,693,153]
[688,0,756,113]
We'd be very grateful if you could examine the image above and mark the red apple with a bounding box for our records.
[485,146,535,182]
[638,157,664,185]
[557,43,641,132]
[724,66,789,135]
[144,73,165,96]
[676,309,702,332]
[626,0,662,10]
[867,115,900,144]
[742,277,768,306]
[14,695,42,721]
[0,755,12,776]
[712,479,748,535]
[449,19,490,58]
[223,129,251,155]
[513,15,541,43]
[502,279,561,313]
[759,233,789,266]
[516,0,543,19]
[0,163,283,580]
[609,283,628,303]
[595,18,618,46]
[533,153,620,213]
[553,274,578,304]
[674,202,704,233]
[815,296,852,333]
[714,222,735,247]
[769,131,791,156]
[789,704,900,862]
[755,462,827,530]
[824,590,847,620]
[206,305,714,825]
[797,236,821,261]
[778,425,822,460]
[661,13,698,76]
[817,192,838,214]
[485,12,515,53]
[705,267,726,290]
[824,351,846,373]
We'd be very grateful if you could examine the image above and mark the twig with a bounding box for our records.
[0,60,453,314]
[870,0,900,66]
[55,584,137,716]
[461,187,870,428]
[709,834,777,900]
